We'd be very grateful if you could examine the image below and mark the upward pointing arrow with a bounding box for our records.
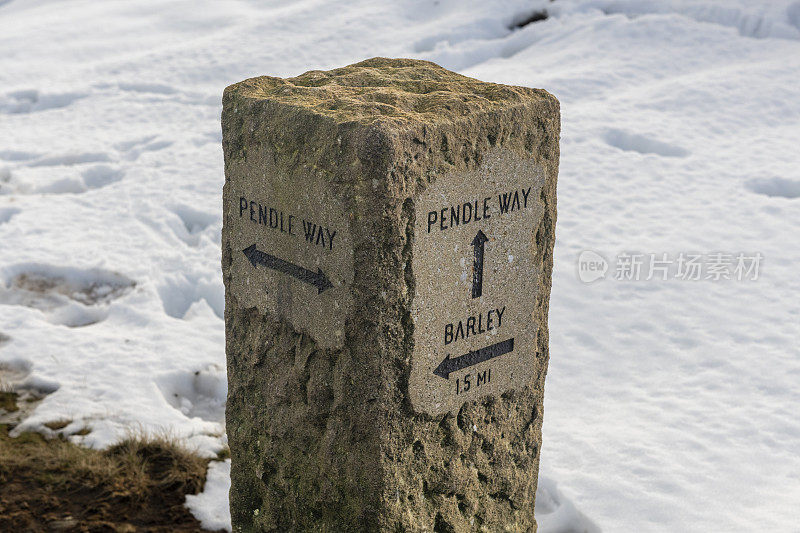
[471,229,489,298]
[243,244,333,294]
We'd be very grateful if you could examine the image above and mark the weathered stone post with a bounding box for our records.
[222,58,559,532]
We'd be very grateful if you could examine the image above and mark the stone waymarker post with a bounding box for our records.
[222,58,559,532]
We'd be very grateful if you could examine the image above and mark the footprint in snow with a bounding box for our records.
[117,82,178,95]
[168,205,220,247]
[0,359,59,427]
[0,161,124,196]
[535,477,602,533]
[604,129,690,158]
[0,89,87,114]
[157,273,223,320]
[745,177,800,199]
[114,135,174,161]
[790,3,800,33]
[412,7,547,54]
[601,3,800,40]
[0,266,135,327]
[0,167,12,194]
[0,150,40,162]
[155,364,227,424]
[26,152,112,167]
[191,130,222,147]
[0,207,20,225]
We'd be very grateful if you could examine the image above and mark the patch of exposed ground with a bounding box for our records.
[0,424,226,532]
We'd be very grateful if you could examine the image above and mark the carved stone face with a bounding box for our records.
[409,148,545,415]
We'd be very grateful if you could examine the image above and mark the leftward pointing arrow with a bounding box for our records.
[243,244,333,294]
[433,338,515,379]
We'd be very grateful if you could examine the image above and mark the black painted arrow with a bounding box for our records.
[471,229,489,298]
[243,244,334,294]
[433,337,514,379]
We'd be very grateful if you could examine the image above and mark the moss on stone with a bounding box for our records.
[225,57,554,127]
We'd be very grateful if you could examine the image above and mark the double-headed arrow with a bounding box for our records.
[243,244,333,294]
[433,337,514,379]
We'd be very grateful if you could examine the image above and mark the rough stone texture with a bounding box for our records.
[222,57,559,532]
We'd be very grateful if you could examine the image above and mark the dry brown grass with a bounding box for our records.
[0,425,221,531]
[216,446,231,460]
[0,390,17,413]
[0,366,18,414]
[43,418,72,430]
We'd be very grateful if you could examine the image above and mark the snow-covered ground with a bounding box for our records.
[2,0,799,531]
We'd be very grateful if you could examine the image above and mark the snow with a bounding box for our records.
[186,459,233,532]
[2,0,799,531]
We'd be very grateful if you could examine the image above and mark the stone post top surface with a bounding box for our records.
[223,57,557,127]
